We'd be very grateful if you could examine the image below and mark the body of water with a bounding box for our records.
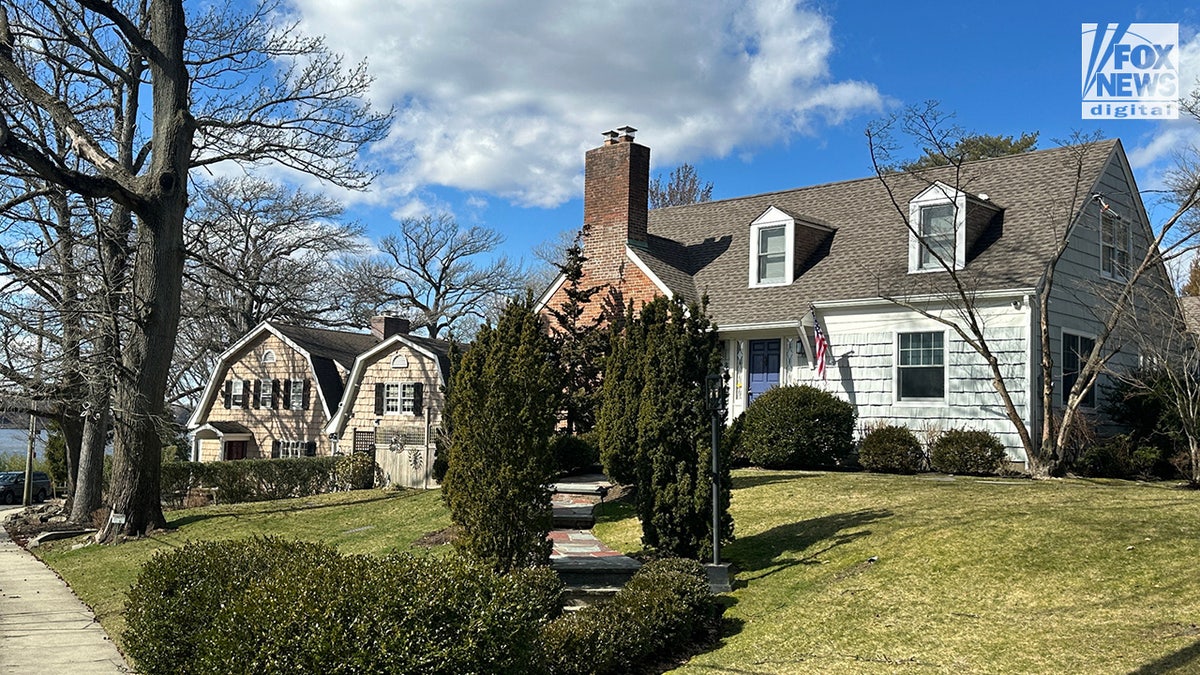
[0,427,45,460]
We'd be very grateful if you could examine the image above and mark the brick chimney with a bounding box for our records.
[582,126,649,280]
[370,315,410,339]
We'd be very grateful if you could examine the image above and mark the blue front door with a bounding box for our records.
[748,339,781,403]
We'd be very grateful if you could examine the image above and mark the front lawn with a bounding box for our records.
[36,471,1200,673]
[34,488,451,648]
[596,470,1200,674]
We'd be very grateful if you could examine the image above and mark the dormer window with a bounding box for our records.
[917,204,956,269]
[748,207,796,287]
[908,182,972,274]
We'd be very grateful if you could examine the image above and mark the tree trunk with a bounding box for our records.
[98,0,191,541]
[70,389,110,525]
[57,411,83,507]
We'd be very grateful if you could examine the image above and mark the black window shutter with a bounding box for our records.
[271,440,281,459]
[303,379,312,410]
[272,379,280,409]
[374,383,385,416]
[223,380,232,409]
[252,380,262,409]
[413,382,423,414]
[304,441,317,456]
[242,380,252,408]
[283,380,292,409]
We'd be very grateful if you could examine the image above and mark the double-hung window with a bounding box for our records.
[897,331,945,400]
[400,383,417,414]
[918,204,956,270]
[289,380,304,410]
[259,379,273,408]
[1061,332,1096,407]
[230,380,245,408]
[756,225,787,284]
[280,439,306,458]
[384,382,401,414]
[1101,213,1130,279]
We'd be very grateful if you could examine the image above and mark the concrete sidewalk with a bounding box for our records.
[0,505,129,674]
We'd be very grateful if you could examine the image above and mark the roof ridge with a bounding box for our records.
[649,139,1119,213]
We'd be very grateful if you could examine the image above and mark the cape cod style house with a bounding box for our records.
[537,129,1175,468]
[187,316,449,488]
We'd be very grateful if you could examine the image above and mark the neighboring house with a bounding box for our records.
[537,128,1176,468]
[187,316,450,488]
[325,326,451,490]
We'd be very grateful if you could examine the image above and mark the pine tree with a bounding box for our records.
[1181,257,1200,296]
[546,236,609,434]
[599,296,733,558]
[442,295,564,572]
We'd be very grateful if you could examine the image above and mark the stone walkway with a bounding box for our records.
[0,505,129,674]
[547,475,642,597]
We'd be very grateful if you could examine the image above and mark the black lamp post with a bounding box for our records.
[705,373,725,566]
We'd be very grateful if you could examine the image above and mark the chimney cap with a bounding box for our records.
[617,125,637,141]
[602,129,620,142]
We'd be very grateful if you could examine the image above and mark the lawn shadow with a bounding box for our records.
[166,491,403,529]
[725,508,892,583]
[1128,638,1200,674]
[732,471,820,490]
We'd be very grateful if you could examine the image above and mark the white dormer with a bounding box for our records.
[908,182,967,273]
[749,206,795,287]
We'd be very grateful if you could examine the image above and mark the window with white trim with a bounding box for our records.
[748,207,795,287]
[280,439,307,458]
[1101,213,1130,280]
[260,350,276,364]
[401,383,417,414]
[231,379,245,408]
[1061,332,1096,407]
[384,382,401,414]
[289,379,303,410]
[258,379,273,408]
[897,331,945,400]
[917,204,956,269]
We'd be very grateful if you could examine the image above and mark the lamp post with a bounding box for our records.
[705,373,724,566]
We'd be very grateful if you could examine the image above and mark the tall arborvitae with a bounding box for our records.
[442,295,564,572]
[599,295,733,558]
[546,236,608,434]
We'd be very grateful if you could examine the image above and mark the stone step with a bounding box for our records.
[551,554,642,589]
[552,504,595,529]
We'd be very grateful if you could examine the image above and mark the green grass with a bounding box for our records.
[37,472,1200,673]
[35,488,451,648]
[645,470,1200,674]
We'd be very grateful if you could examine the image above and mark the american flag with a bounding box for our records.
[811,304,829,380]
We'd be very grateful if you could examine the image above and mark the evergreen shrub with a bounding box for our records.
[929,429,1007,475]
[540,558,721,675]
[859,424,925,474]
[158,457,342,508]
[1072,433,1160,479]
[124,537,562,675]
[550,433,600,474]
[740,385,856,469]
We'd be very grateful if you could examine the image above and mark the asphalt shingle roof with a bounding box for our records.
[641,140,1119,326]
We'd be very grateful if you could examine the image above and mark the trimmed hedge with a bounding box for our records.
[160,455,374,508]
[125,537,563,675]
[929,429,1007,475]
[859,425,924,474]
[740,385,856,469]
[540,558,722,675]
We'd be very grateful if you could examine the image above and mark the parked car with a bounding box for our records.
[0,471,51,504]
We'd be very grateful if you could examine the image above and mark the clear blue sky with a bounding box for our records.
[270,0,1200,272]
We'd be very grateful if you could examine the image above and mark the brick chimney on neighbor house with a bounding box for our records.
[370,315,410,339]
[582,126,649,281]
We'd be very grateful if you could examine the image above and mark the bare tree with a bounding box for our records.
[172,176,363,405]
[0,0,389,539]
[342,213,523,340]
[866,101,1200,477]
[649,163,713,209]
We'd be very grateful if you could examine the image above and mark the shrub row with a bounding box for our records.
[858,425,1008,475]
[124,537,562,675]
[540,558,722,675]
[159,454,375,507]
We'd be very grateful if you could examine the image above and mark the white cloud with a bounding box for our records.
[1128,27,1200,183]
[286,0,883,208]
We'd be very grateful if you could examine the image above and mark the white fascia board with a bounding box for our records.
[813,289,1036,310]
[324,334,444,437]
[534,273,567,312]
[718,320,806,333]
[625,247,674,298]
